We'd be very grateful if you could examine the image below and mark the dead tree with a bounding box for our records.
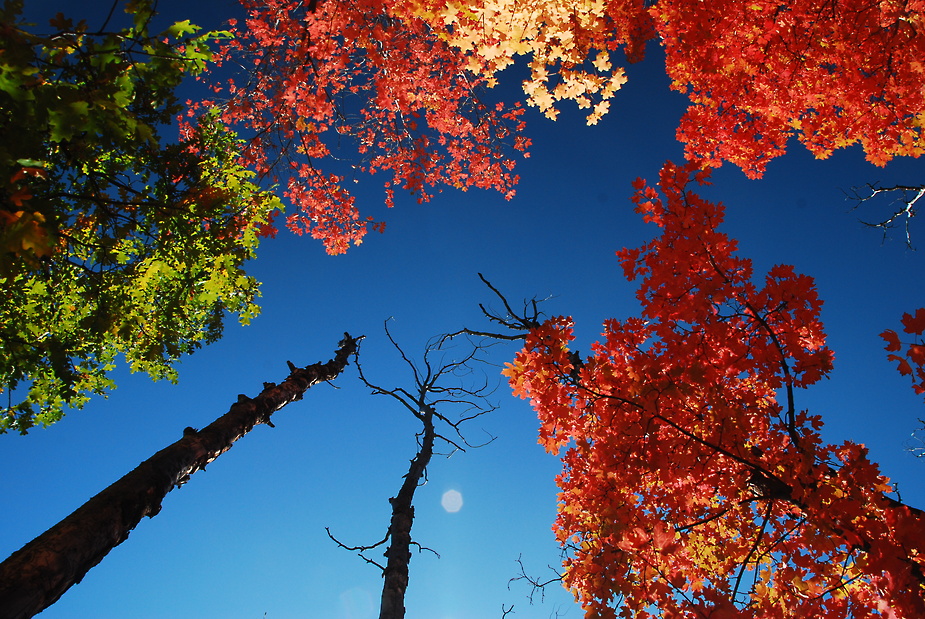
[0,334,359,619]
[327,322,496,619]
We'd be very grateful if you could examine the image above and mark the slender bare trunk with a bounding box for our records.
[379,407,434,619]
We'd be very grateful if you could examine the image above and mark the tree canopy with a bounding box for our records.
[2,0,924,616]
[408,0,925,176]
[204,0,530,254]
[0,0,279,432]
[503,162,925,618]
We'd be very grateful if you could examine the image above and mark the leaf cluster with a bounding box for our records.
[206,0,530,254]
[881,309,925,401]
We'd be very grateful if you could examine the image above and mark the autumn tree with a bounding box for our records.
[0,334,358,619]
[405,0,925,177]
[0,0,280,432]
[498,162,925,618]
[204,0,530,255]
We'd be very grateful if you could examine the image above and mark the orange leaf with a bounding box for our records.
[8,186,32,208]
[652,521,679,552]
[908,344,925,366]
[901,308,925,335]
[881,329,902,352]
[888,354,913,376]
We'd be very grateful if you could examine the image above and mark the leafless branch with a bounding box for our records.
[508,554,564,606]
[849,182,923,247]
[324,527,388,571]
[445,273,547,341]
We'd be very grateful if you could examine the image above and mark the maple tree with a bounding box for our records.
[407,0,925,177]
[204,0,530,254]
[0,0,279,432]
[501,162,925,618]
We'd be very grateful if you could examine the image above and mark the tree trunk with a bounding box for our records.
[379,406,434,619]
[0,334,359,619]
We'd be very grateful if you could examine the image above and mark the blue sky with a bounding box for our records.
[2,1,925,618]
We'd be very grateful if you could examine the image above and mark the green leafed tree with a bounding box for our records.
[0,0,281,433]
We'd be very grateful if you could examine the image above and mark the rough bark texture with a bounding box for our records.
[0,334,359,619]
[379,406,434,619]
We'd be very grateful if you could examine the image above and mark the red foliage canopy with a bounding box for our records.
[194,0,925,252]
[410,0,925,177]
[504,162,925,618]
[200,0,529,253]
[659,0,925,176]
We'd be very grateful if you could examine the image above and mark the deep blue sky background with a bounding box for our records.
[2,1,925,618]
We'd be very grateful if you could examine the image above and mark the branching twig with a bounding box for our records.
[907,417,925,458]
[508,554,563,605]
[849,182,923,247]
[445,273,546,341]
[325,527,388,571]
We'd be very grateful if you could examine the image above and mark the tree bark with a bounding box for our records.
[0,334,359,619]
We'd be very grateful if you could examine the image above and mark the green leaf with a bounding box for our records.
[47,100,90,142]
[166,20,199,38]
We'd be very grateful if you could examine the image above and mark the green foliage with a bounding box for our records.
[0,0,281,432]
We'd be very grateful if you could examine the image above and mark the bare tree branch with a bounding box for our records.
[508,554,564,606]
[444,273,547,341]
[849,182,924,247]
[907,417,925,459]
[324,527,388,571]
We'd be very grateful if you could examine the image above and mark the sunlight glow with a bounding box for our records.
[441,489,463,513]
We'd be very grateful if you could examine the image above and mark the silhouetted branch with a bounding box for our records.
[325,527,388,571]
[850,182,924,247]
[445,273,547,341]
[508,554,563,605]
[324,525,441,574]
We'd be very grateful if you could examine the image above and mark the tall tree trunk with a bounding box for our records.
[379,406,434,619]
[0,334,359,619]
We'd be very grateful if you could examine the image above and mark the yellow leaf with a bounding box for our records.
[592,51,611,73]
